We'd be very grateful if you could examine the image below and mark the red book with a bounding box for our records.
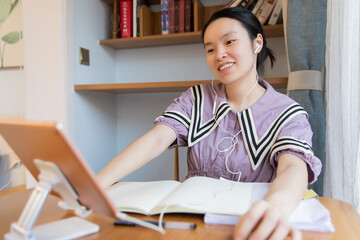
[179,0,185,33]
[120,0,132,38]
[168,0,175,34]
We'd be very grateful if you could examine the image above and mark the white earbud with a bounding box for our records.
[254,43,260,54]
[212,102,216,115]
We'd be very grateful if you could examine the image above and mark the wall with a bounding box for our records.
[0,70,23,118]
[73,0,118,172]
[22,0,68,124]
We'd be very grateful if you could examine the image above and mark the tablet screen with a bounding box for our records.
[0,121,118,218]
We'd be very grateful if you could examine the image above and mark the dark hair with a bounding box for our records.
[201,7,275,74]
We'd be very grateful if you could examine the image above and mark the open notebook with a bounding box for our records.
[107,176,253,216]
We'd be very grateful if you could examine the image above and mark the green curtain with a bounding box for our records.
[285,0,327,195]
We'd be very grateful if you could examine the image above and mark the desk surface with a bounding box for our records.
[1,189,360,240]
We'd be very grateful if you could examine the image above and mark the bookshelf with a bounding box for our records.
[99,0,284,50]
[75,1,287,94]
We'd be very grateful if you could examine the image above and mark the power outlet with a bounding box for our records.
[79,47,90,66]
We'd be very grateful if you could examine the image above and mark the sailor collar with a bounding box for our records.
[162,80,308,171]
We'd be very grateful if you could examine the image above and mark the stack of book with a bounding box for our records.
[226,0,283,26]
[113,0,282,39]
[161,0,192,35]
[115,0,192,38]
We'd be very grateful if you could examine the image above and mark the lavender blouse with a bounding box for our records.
[154,79,322,184]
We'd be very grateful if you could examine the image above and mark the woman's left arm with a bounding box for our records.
[233,153,308,240]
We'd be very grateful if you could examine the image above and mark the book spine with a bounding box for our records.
[230,0,242,7]
[179,0,185,33]
[254,0,267,17]
[161,0,169,34]
[184,0,191,32]
[120,0,132,38]
[245,0,256,10]
[267,0,282,25]
[251,0,265,15]
[174,0,180,33]
[132,0,137,37]
[112,0,119,38]
[224,0,237,8]
[168,0,175,34]
[258,0,276,25]
[136,0,143,37]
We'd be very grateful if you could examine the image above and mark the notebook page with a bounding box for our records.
[107,180,181,214]
[153,176,253,215]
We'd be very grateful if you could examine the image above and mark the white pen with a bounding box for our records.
[114,219,196,230]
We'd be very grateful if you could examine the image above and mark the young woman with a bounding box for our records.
[98,7,321,240]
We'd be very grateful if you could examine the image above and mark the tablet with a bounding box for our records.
[0,121,118,219]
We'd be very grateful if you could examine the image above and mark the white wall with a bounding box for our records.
[0,69,23,117]
[22,0,67,124]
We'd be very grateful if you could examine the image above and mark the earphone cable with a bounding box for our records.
[211,44,260,181]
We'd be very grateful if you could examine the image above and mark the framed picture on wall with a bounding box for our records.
[0,0,23,69]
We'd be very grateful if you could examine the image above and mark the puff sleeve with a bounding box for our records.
[269,113,322,184]
[154,88,194,148]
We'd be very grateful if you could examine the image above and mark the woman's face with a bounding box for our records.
[204,18,257,85]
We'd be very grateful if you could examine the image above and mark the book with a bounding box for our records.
[228,0,242,8]
[161,0,169,34]
[120,0,132,38]
[223,0,237,8]
[240,0,255,8]
[174,0,180,33]
[258,0,277,25]
[132,0,137,37]
[134,0,146,37]
[179,0,185,33]
[106,176,253,216]
[267,0,282,25]
[168,0,175,34]
[253,0,266,17]
[184,0,191,32]
[246,0,258,11]
[112,0,119,38]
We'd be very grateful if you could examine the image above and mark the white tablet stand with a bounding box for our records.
[5,159,99,240]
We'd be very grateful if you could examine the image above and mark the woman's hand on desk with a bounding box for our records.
[233,200,301,240]
[233,155,307,240]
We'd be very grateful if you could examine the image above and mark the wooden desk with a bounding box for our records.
[1,189,360,240]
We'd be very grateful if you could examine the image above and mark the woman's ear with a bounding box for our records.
[254,34,263,54]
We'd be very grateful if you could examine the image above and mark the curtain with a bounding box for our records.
[282,0,327,195]
[324,0,360,210]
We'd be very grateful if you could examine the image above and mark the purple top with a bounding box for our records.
[154,79,322,184]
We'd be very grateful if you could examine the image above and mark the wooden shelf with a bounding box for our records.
[99,24,284,50]
[74,78,288,94]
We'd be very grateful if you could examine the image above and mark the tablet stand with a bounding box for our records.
[5,159,99,240]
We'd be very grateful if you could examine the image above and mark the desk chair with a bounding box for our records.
[174,147,179,181]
